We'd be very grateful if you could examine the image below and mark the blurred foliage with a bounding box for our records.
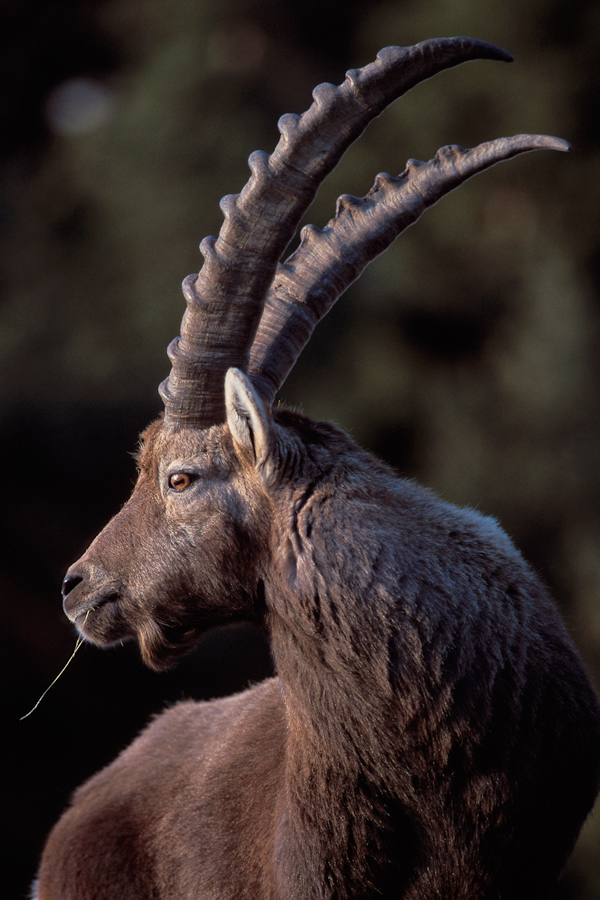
[1,0,599,897]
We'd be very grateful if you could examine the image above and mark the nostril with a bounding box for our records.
[62,572,84,598]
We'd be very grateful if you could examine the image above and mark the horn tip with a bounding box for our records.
[475,40,513,63]
[512,134,571,154]
[550,136,571,152]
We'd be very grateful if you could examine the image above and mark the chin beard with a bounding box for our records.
[137,617,203,672]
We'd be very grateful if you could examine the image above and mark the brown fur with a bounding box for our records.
[36,396,600,900]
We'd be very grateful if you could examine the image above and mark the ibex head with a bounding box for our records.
[60,37,568,671]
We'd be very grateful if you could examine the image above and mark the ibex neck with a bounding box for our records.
[263,454,409,765]
[266,591,401,771]
[265,581,419,899]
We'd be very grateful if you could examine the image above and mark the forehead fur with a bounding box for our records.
[136,417,231,475]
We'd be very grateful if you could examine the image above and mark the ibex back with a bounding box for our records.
[35,37,600,900]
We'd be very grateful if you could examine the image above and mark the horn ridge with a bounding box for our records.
[161,37,517,427]
[248,134,570,405]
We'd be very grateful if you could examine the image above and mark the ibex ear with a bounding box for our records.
[225,368,272,468]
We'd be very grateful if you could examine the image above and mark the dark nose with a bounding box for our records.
[62,571,84,598]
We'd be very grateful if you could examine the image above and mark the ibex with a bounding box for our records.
[35,37,600,900]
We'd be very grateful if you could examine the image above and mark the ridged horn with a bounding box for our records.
[247,135,570,405]
[159,37,515,427]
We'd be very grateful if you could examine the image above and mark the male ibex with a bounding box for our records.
[35,37,600,900]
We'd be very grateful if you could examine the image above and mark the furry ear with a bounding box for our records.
[225,368,272,468]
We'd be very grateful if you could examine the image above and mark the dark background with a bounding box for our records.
[2,1,600,897]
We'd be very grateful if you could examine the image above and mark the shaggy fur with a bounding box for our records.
[36,387,600,900]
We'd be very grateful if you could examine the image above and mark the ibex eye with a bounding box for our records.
[169,472,192,491]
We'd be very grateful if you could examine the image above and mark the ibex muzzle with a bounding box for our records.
[35,37,600,900]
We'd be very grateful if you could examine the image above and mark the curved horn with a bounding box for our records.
[159,37,514,427]
[248,135,570,405]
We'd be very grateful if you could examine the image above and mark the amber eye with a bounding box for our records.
[169,472,192,491]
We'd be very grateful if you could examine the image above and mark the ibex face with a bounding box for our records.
[62,373,279,670]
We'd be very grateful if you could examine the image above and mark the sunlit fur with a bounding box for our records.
[37,388,600,900]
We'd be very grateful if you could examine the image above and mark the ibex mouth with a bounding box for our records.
[62,573,124,625]
[75,588,121,621]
